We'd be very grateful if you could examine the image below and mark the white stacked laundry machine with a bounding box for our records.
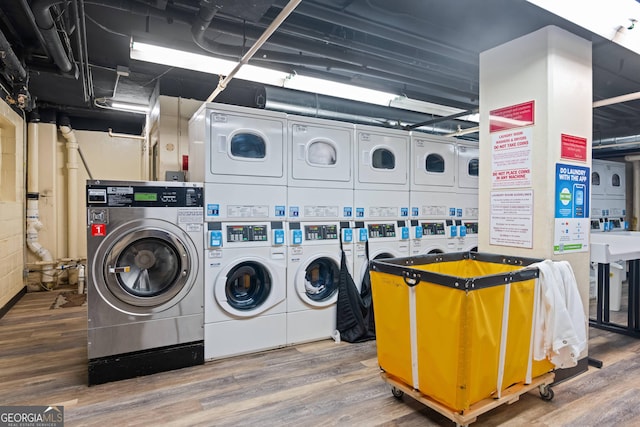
[353,124,411,287]
[591,159,626,233]
[409,133,461,254]
[285,115,354,344]
[456,140,480,251]
[189,103,288,360]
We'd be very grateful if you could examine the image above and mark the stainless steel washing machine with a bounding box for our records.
[86,180,204,385]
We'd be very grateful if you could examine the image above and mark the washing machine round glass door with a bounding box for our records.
[96,220,197,314]
[224,261,272,311]
[298,256,340,307]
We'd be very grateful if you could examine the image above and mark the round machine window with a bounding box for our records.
[425,154,445,173]
[225,262,272,310]
[592,172,600,186]
[115,237,181,297]
[468,158,479,176]
[372,148,395,169]
[304,258,339,302]
[308,141,337,165]
[612,174,620,187]
[230,133,266,159]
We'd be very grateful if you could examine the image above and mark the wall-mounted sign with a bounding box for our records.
[490,190,533,249]
[489,100,535,133]
[560,134,587,162]
[491,127,532,189]
[554,163,590,254]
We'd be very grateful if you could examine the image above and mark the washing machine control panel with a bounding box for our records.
[304,225,338,241]
[463,221,478,235]
[422,222,445,236]
[368,223,395,238]
[86,183,203,208]
[227,224,268,242]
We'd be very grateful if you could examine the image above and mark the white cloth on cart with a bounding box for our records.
[529,260,587,369]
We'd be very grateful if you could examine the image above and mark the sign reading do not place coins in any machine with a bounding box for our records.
[489,101,535,189]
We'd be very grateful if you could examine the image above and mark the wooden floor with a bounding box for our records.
[2,289,640,427]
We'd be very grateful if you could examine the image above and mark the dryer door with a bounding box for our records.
[215,258,284,317]
[93,219,197,315]
[296,256,340,308]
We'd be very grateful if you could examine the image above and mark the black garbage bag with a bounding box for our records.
[336,239,375,343]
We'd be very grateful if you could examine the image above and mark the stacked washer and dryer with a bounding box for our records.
[591,159,627,232]
[456,140,480,251]
[409,133,461,255]
[86,180,205,385]
[285,115,354,345]
[189,103,288,360]
[353,124,411,288]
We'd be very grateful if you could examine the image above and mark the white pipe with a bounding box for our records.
[59,125,79,259]
[27,122,38,193]
[205,0,302,103]
[26,123,54,285]
[445,126,480,137]
[26,197,54,284]
[108,127,146,140]
[77,264,85,295]
[593,140,640,150]
[593,91,640,108]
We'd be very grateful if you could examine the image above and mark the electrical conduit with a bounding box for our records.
[26,122,54,285]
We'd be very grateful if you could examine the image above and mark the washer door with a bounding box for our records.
[296,256,340,308]
[92,219,197,315]
[215,257,284,317]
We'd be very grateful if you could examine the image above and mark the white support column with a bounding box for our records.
[479,26,592,357]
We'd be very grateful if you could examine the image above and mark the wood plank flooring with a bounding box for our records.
[1,288,640,426]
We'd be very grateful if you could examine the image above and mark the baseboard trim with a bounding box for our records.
[0,286,27,320]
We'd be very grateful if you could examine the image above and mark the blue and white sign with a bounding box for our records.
[554,163,590,254]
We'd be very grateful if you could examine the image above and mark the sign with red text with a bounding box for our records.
[491,127,532,188]
[560,133,587,162]
[489,101,535,133]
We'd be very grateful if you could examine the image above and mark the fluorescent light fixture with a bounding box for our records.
[131,39,474,115]
[131,40,290,87]
[390,96,479,122]
[283,74,396,106]
[110,102,149,114]
[527,0,640,54]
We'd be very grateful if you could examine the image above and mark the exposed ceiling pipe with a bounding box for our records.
[407,109,479,130]
[18,0,52,59]
[593,92,640,108]
[32,0,78,76]
[0,29,27,81]
[88,0,476,107]
[262,86,462,135]
[445,126,480,137]
[204,0,302,103]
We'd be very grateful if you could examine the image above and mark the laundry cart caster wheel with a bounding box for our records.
[539,385,554,401]
[391,387,404,399]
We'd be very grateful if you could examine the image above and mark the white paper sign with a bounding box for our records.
[490,190,534,248]
[491,127,533,188]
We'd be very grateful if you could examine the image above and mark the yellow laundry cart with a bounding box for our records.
[370,252,555,425]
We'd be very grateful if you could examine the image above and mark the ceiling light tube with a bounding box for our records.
[283,74,396,106]
[110,102,149,114]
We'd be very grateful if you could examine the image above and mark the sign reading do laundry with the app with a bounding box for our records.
[554,163,590,254]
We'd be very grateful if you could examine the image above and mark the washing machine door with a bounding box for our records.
[215,258,284,317]
[93,219,197,315]
[296,256,340,308]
